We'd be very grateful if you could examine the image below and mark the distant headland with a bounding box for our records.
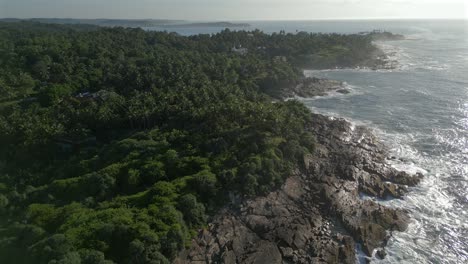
[0,18,250,28]
[163,22,251,28]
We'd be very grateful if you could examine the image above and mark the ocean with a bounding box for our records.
[146,20,468,263]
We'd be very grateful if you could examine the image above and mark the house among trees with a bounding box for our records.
[231,45,248,55]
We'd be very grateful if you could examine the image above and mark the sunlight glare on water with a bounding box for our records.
[296,21,468,264]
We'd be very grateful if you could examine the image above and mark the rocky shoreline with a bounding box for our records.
[280,77,350,99]
[284,45,400,100]
[359,48,398,71]
[174,33,417,264]
[279,34,402,100]
[174,114,422,264]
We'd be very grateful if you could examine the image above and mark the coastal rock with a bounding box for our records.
[281,77,345,99]
[174,113,422,264]
[336,89,351,94]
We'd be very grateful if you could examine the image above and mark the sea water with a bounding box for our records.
[147,20,468,263]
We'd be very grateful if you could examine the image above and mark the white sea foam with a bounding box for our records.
[306,39,450,74]
[368,129,468,264]
[290,81,360,101]
[301,96,468,263]
[299,22,468,263]
[374,41,450,72]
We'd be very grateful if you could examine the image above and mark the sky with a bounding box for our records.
[1,0,467,20]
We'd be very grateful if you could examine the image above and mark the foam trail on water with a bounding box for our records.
[299,99,468,264]
[300,21,468,263]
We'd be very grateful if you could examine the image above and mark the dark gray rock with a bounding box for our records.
[174,114,422,264]
[336,89,351,94]
[280,77,345,99]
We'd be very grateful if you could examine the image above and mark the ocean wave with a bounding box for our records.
[456,54,468,61]
[434,128,468,154]
[300,23,468,263]
[305,41,450,73]
[301,101,468,264]
[369,128,468,264]
[375,41,450,72]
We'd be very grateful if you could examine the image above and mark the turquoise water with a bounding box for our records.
[147,20,468,263]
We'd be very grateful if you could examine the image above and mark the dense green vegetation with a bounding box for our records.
[0,22,379,263]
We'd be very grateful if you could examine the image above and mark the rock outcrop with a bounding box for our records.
[174,114,422,264]
[281,77,346,99]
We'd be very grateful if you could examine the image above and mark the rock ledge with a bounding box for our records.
[174,114,422,264]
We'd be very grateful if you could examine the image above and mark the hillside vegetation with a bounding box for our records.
[0,22,380,263]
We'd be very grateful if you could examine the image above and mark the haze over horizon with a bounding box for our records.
[1,0,467,21]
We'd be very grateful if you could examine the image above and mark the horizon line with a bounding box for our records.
[1,17,467,22]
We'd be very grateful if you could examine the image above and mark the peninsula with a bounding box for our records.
[0,21,418,264]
